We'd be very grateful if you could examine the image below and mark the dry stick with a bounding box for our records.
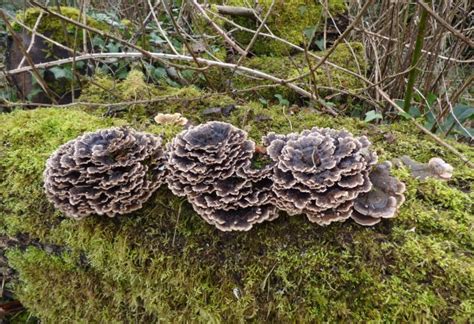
[3,11,127,103]
[402,5,428,112]
[29,1,167,65]
[190,0,247,56]
[285,0,373,84]
[215,5,256,18]
[18,0,48,68]
[0,91,220,108]
[230,0,275,74]
[417,0,474,47]
[439,76,472,138]
[0,10,58,104]
[436,75,474,128]
[29,1,214,75]
[5,51,337,116]
[161,0,216,89]
[147,0,180,55]
[358,28,474,63]
[303,40,320,99]
[205,8,366,83]
[319,0,362,76]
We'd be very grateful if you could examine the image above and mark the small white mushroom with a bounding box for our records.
[154,113,188,126]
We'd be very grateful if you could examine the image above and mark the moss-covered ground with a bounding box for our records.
[1,71,473,321]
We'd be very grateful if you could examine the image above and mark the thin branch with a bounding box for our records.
[147,0,180,55]
[18,0,48,68]
[417,0,474,47]
[4,51,336,115]
[215,5,257,18]
[285,0,373,84]
[0,10,58,104]
[190,0,246,55]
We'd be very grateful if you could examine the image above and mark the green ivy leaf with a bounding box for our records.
[315,39,325,51]
[91,35,105,49]
[153,67,167,79]
[364,110,383,122]
[274,94,289,107]
[303,26,316,41]
[106,42,121,53]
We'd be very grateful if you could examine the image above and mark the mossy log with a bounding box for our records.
[0,76,473,321]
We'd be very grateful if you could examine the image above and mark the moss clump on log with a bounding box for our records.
[207,0,346,55]
[1,90,473,321]
[12,7,110,47]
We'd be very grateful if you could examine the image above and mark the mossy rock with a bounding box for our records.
[1,97,473,321]
[13,7,110,47]
[207,0,346,55]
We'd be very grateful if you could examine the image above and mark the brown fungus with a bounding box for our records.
[43,127,166,219]
[166,121,277,231]
[352,161,406,226]
[263,127,378,225]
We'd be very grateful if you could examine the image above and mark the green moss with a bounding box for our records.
[208,0,346,55]
[1,102,473,322]
[13,7,110,47]
[79,70,237,124]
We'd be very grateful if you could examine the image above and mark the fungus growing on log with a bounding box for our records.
[395,155,453,180]
[352,161,406,226]
[263,127,378,225]
[43,127,166,219]
[166,121,277,231]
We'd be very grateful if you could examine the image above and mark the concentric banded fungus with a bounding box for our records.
[264,127,378,225]
[352,161,406,226]
[44,127,166,219]
[166,121,277,231]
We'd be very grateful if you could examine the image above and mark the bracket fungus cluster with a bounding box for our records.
[263,128,379,225]
[166,121,277,231]
[44,121,406,231]
[352,161,406,226]
[43,127,167,219]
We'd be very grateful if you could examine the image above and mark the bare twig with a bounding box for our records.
[147,0,180,55]
[215,5,257,18]
[286,0,373,84]
[18,0,49,68]
[0,10,58,104]
[5,51,337,115]
[417,0,474,47]
[190,0,247,55]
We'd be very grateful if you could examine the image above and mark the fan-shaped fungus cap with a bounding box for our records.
[154,113,189,126]
[166,121,277,231]
[43,127,166,219]
[352,161,406,226]
[263,127,377,225]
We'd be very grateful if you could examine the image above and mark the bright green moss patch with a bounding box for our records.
[1,104,473,321]
[13,7,109,47]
